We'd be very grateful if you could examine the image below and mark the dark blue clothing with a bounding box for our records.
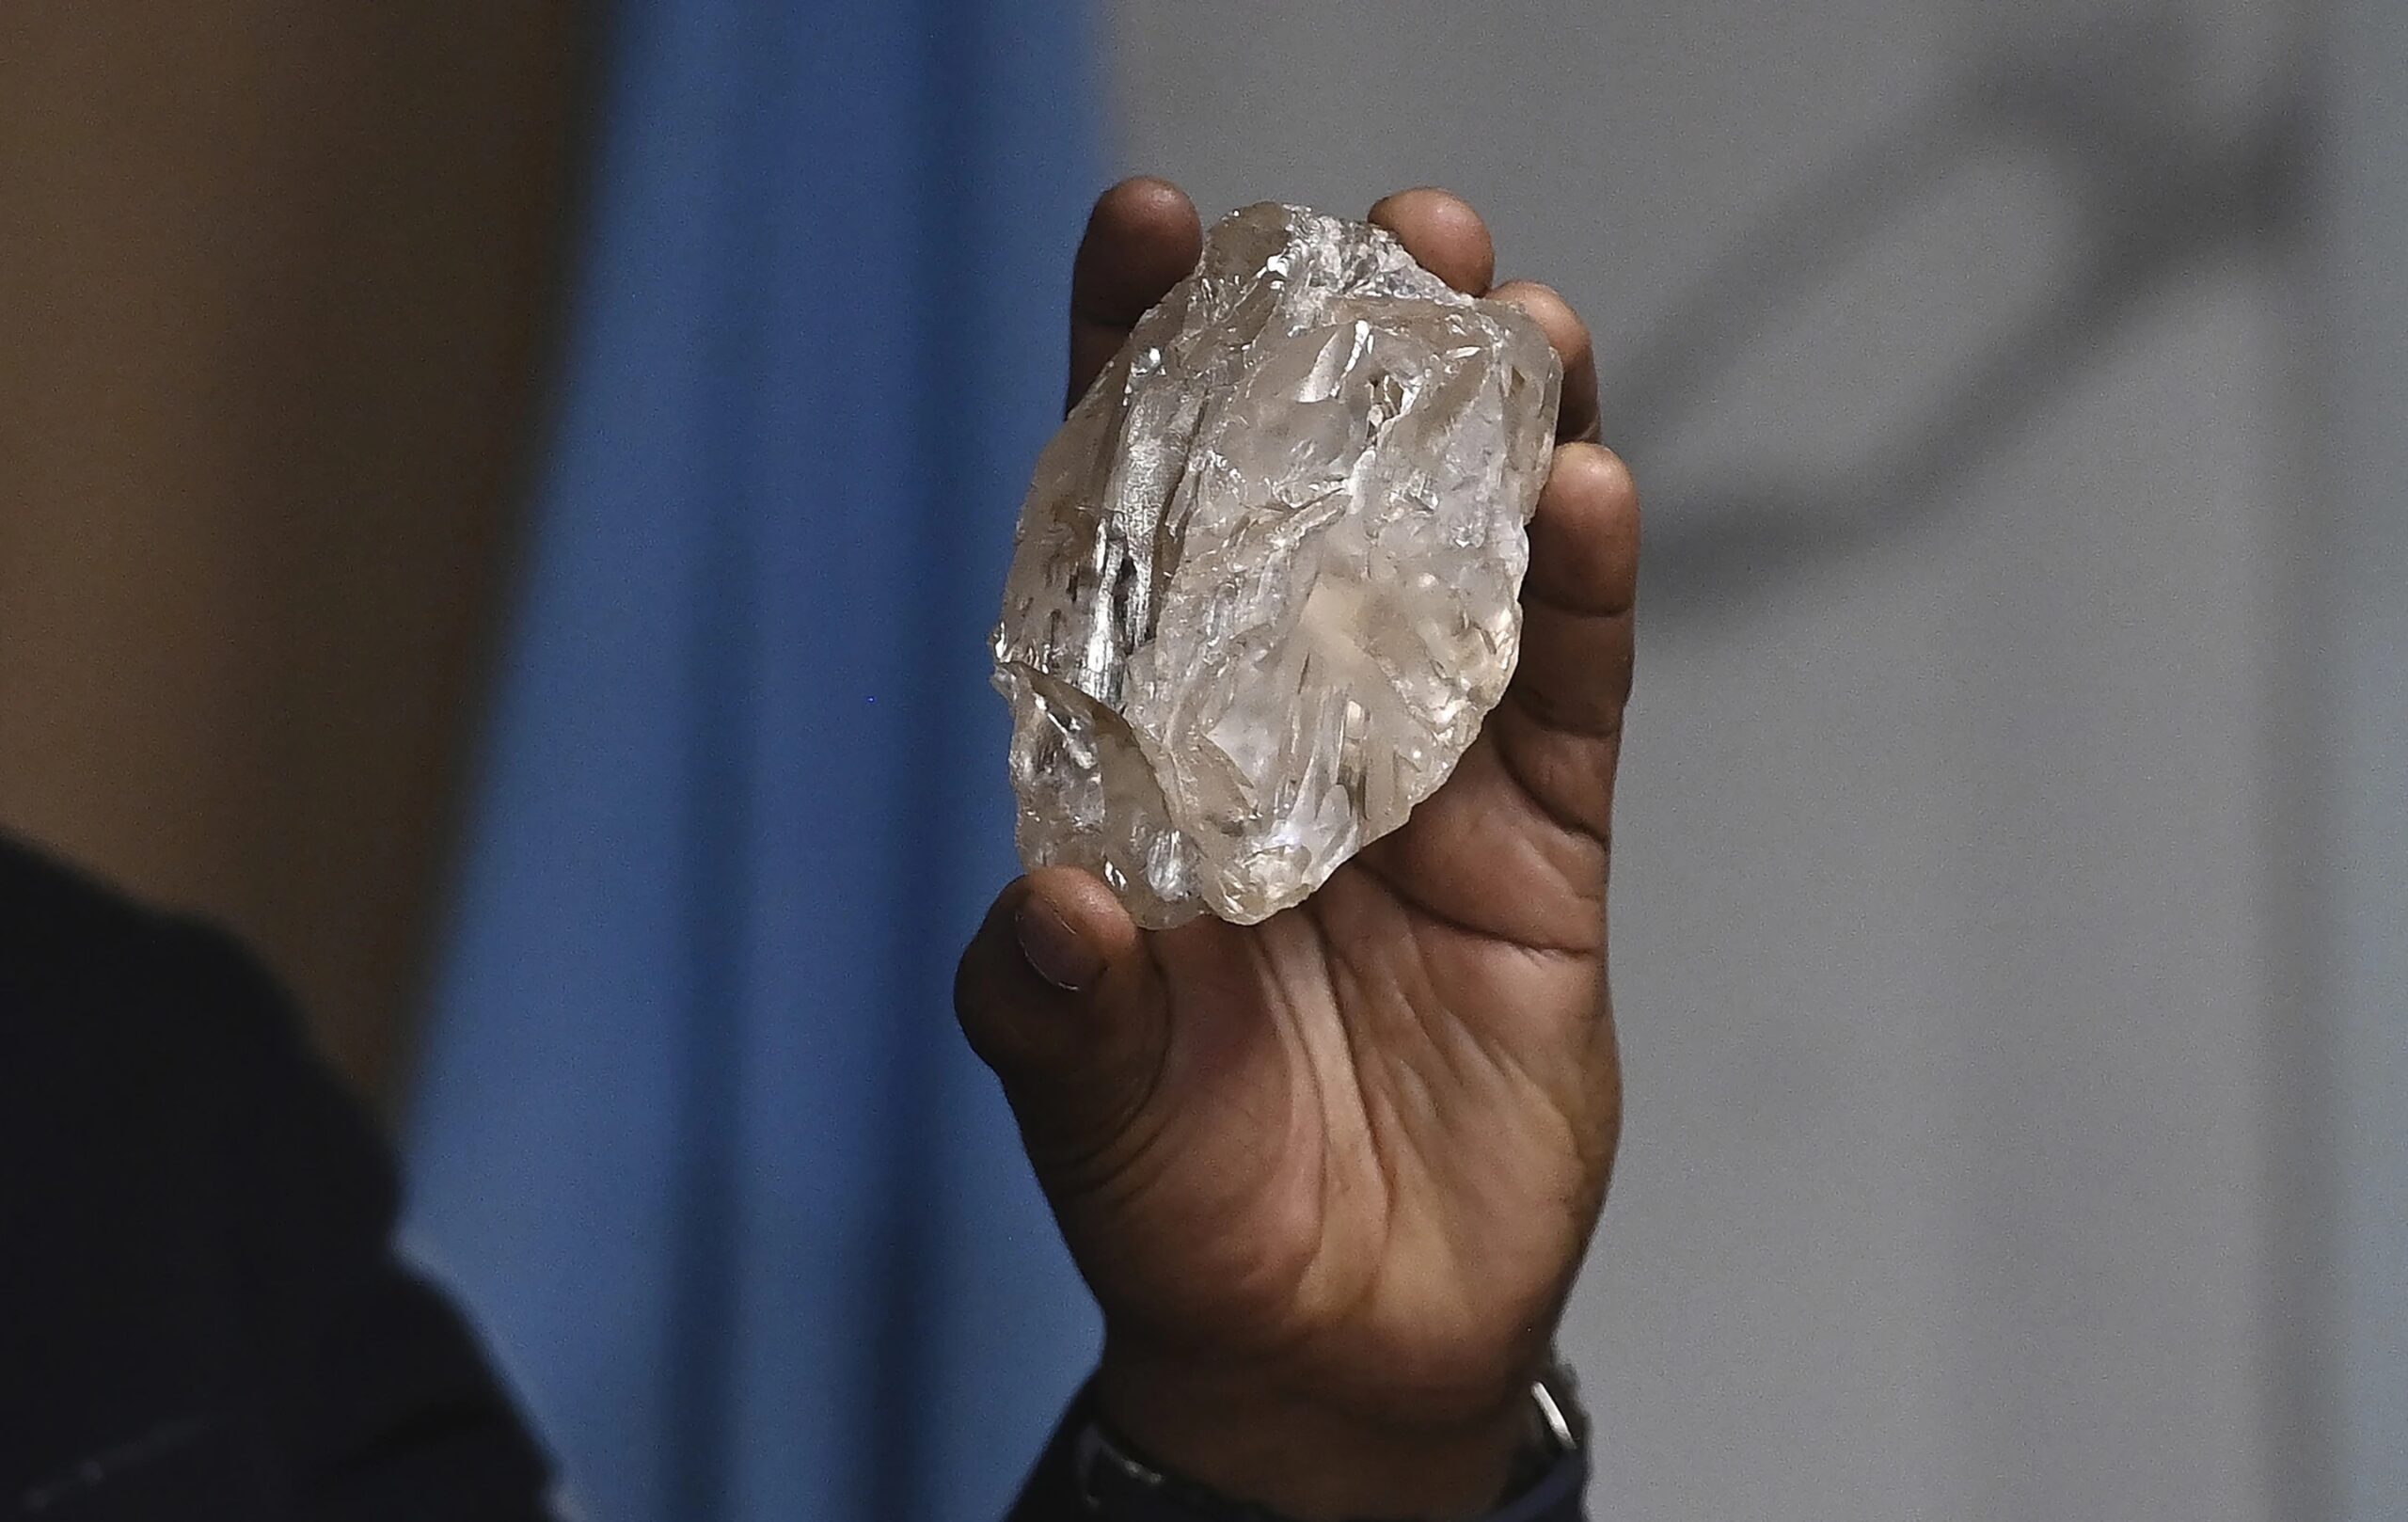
[0,837,1581,1520]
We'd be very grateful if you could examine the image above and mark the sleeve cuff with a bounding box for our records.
[1008,1381,1591,1522]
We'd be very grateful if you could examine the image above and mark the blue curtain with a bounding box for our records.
[401,5,1101,1520]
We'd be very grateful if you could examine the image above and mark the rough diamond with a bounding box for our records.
[990,201,1561,927]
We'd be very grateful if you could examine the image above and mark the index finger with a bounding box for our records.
[1067,177,1202,411]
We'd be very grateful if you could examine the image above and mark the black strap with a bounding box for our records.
[1069,1408,1588,1522]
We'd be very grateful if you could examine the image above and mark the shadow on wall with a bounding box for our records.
[1617,20,2308,623]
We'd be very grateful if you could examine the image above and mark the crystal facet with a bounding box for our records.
[991,202,1562,927]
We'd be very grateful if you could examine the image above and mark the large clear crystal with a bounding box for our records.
[991,202,1561,927]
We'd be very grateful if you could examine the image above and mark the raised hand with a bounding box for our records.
[958,178,1636,1522]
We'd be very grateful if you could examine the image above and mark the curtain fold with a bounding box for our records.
[402,4,1103,1518]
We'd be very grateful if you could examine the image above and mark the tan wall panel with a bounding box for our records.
[0,3,577,1104]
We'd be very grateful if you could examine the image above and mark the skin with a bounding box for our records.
[956,177,1637,1522]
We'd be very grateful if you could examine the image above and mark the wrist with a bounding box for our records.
[1093,1342,1537,1522]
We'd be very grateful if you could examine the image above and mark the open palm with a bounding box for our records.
[958,180,1636,1520]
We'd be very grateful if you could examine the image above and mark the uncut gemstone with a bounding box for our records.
[990,201,1561,927]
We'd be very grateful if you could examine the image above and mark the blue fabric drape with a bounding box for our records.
[402,6,1101,1519]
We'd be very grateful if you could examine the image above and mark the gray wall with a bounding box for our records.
[1106,3,2349,1516]
[2321,3,2408,1515]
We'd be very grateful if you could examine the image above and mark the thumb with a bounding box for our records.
[955,867,1169,1168]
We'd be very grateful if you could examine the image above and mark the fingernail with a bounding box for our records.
[1016,898,1103,992]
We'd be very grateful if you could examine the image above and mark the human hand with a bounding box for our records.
[958,178,1635,1522]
